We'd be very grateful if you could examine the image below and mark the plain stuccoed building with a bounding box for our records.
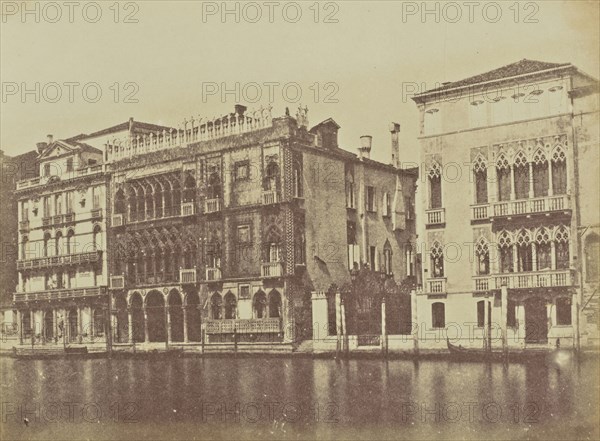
[411,59,599,351]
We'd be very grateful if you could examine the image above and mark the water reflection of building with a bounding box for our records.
[412,59,599,349]
[104,105,418,350]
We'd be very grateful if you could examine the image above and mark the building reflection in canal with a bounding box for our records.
[1,355,598,440]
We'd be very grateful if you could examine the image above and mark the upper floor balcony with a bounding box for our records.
[204,198,222,214]
[425,277,447,294]
[180,268,197,284]
[14,286,107,303]
[262,190,281,205]
[205,267,222,281]
[471,194,571,221]
[16,164,105,191]
[17,250,102,271]
[41,212,76,228]
[261,261,283,278]
[425,208,445,227]
[472,269,574,292]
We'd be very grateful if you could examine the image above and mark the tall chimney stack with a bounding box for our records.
[359,135,372,160]
[389,122,400,168]
[47,134,53,144]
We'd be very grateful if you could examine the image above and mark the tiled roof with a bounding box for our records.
[416,59,571,96]
[71,120,176,140]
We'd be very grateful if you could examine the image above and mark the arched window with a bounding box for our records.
[473,156,488,204]
[535,228,552,271]
[128,186,138,222]
[93,225,101,251]
[516,229,532,272]
[55,231,63,256]
[475,237,489,275]
[477,300,486,327]
[21,235,28,260]
[115,188,126,215]
[207,171,221,200]
[432,302,445,328]
[383,240,393,275]
[496,154,511,202]
[263,162,280,192]
[551,145,567,195]
[183,174,196,203]
[532,149,549,197]
[93,308,105,336]
[585,234,599,282]
[154,181,163,218]
[224,292,236,319]
[136,183,146,222]
[253,291,267,319]
[428,162,442,209]
[430,241,444,278]
[43,232,51,257]
[145,182,154,219]
[497,231,513,273]
[513,151,529,199]
[66,229,75,255]
[268,290,281,318]
[172,179,181,215]
[210,293,222,319]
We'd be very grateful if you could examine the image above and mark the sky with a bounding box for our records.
[1,0,599,165]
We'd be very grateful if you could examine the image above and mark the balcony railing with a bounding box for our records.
[427,277,447,294]
[492,194,570,218]
[205,318,282,334]
[261,261,283,278]
[206,267,222,281]
[14,286,106,302]
[473,275,491,292]
[180,268,197,284]
[425,208,445,226]
[42,216,52,227]
[19,220,30,231]
[17,251,102,270]
[112,214,124,227]
[491,269,573,290]
[471,204,489,221]
[262,191,281,205]
[91,208,103,219]
[109,275,125,289]
[181,202,195,216]
[16,165,105,190]
[204,198,222,213]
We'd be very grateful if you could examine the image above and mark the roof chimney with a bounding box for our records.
[37,142,48,154]
[358,135,372,160]
[234,104,247,115]
[47,134,53,144]
[389,122,401,168]
[129,117,134,131]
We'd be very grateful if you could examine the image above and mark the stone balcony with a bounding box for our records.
[472,269,574,292]
[261,261,283,278]
[180,268,197,284]
[262,190,281,205]
[492,194,570,218]
[181,202,196,216]
[109,275,125,289]
[17,250,102,270]
[425,277,447,294]
[204,198,222,214]
[205,318,282,334]
[14,286,107,303]
[206,267,222,281]
[15,165,105,190]
[425,208,445,227]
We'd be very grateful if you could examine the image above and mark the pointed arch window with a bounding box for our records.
[268,290,282,318]
[475,237,490,275]
[551,146,567,195]
[555,226,570,270]
[224,292,237,319]
[532,149,549,197]
[498,231,514,273]
[253,291,267,319]
[473,156,488,204]
[430,241,444,278]
[210,293,223,319]
[535,228,552,271]
[516,230,533,272]
[428,162,442,209]
[513,151,529,199]
[496,154,511,202]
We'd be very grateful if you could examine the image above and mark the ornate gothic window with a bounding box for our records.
[496,153,511,202]
[551,145,567,195]
[210,293,222,319]
[224,292,237,319]
[497,231,514,273]
[532,149,549,197]
[253,291,267,319]
[430,240,444,278]
[535,227,552,271]
[268,290,282,318]
[428,162,442,209]
[555,226,570,270]
[473,155,488,204]
[475,237,490,275]
[513,150,529,199]
[516,229,533,272]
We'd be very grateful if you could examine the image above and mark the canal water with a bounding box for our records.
[1,354,598,440]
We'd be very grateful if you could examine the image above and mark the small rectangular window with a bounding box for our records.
[66,158,73,172]
[237,224,250,243]
[239,284,251,299]
[556,297,572,326]
[234,161,250,181]
[366,186,376,212]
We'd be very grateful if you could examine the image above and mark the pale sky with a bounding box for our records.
[1,1,599,165]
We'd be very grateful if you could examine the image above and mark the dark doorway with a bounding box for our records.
[525,297,548,344]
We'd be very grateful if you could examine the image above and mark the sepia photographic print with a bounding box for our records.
[0,1,599,440]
